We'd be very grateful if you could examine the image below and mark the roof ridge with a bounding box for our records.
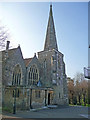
[24,57,33,60]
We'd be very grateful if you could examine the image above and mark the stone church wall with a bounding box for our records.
[2,86,53,112]
[2,46,26,86]
[31,89,45,108]
[2,4,68,112]
[2,86,30,112]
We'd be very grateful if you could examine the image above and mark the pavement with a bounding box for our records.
[2,105,89,119]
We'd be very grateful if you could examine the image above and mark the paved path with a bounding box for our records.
[2,106,89,119]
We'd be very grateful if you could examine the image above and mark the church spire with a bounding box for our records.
[44,4,58,51]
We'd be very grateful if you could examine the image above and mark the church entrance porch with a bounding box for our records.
[2,85,54,114]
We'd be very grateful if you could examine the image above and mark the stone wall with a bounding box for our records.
[38,49,68,105]
[31,89,45,108]
[2,46,26,86]
[2,86,30,112]
[2,86,54,112]
[26,55,40,86]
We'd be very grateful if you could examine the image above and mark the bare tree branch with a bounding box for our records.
[0,24,9,51]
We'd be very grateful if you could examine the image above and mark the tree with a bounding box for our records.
[0,25,9,50]
[67,77,75,104]
[80,80,88,105]
[74,72,88,106]
[68,73,88,106]
[74,72,84,83]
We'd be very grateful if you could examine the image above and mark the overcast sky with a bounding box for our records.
[0,2,88,78]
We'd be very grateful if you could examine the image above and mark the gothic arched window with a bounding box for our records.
[12,64,22,86]
[28,65,39,85]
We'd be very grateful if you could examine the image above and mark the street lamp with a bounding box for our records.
[13,87,19,114]
[30,88,32,109]
[13,88,16,114]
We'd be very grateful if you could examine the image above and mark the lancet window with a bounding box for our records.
[28,65,39,85]
[12,64,22,86]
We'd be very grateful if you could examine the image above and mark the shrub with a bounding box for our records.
[2,106,12,113]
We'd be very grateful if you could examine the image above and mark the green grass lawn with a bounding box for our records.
[69,104,90,107]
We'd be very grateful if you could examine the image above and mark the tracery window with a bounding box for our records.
[12,64,22,86]
[28,65,39,85]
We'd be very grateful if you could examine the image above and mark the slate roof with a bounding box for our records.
[2,47,17,54]
[2,46,24,60]
[2,47,18,60]
[24,58,32,67]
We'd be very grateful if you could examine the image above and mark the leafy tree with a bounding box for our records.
[67,77,75,104]
[68,73,88,106]
[74,73,88,105]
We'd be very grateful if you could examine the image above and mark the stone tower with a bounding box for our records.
[38,5,68,105]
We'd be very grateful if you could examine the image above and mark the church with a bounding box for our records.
[2,5,68,112]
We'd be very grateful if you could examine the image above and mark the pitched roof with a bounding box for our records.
[2,46,24,60]
[2,47,17,53]
[24,58,32,67]
[2,47,18,60]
